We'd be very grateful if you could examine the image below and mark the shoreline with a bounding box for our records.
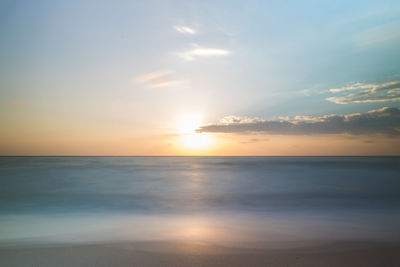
[1,240,400,267]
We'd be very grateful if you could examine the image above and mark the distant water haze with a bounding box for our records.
[1,157,399,248]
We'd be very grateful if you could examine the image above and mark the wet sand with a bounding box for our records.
[1,241,400,267]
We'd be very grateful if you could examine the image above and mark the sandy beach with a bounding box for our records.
[1,241,400,267]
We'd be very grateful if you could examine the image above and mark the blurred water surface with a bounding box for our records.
[1,156,399,246]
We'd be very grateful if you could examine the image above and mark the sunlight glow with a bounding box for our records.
[177,113,203,134]
[178,218,215,240]
[176,113,212,150]
[181,133,211,149]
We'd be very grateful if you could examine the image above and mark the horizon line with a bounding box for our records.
[1,155,399,157]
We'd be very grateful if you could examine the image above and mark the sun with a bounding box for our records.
[181,133,211,149]
[176,113,212,150]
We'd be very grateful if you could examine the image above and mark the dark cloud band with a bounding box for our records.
[197,107,400,136]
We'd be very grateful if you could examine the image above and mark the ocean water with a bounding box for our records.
[0,156,400,247]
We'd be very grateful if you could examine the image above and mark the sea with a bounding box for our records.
[1,156,399,247]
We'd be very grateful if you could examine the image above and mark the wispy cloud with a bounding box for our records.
[299,88,327,96]
[197,107,400,136]
[329,81,399,93]
[178,44,231,61]
[134,70,183,88]
[174,26,197,35]
[326,80,400,104]
[240,138,269,144]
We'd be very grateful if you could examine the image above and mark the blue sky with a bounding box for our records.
[1,0,400,155]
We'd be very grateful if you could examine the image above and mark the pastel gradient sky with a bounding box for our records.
[1,0,400,155]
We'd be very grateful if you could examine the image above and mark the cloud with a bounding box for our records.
[174,26,197,35]
[240,138,270,144]
[197,107,400,136]
[329,81,399,93]
[326,80,400,104]
[178,44,231,61]
[134,70,183,88]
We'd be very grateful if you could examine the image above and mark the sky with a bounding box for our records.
[1,0,400,155]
